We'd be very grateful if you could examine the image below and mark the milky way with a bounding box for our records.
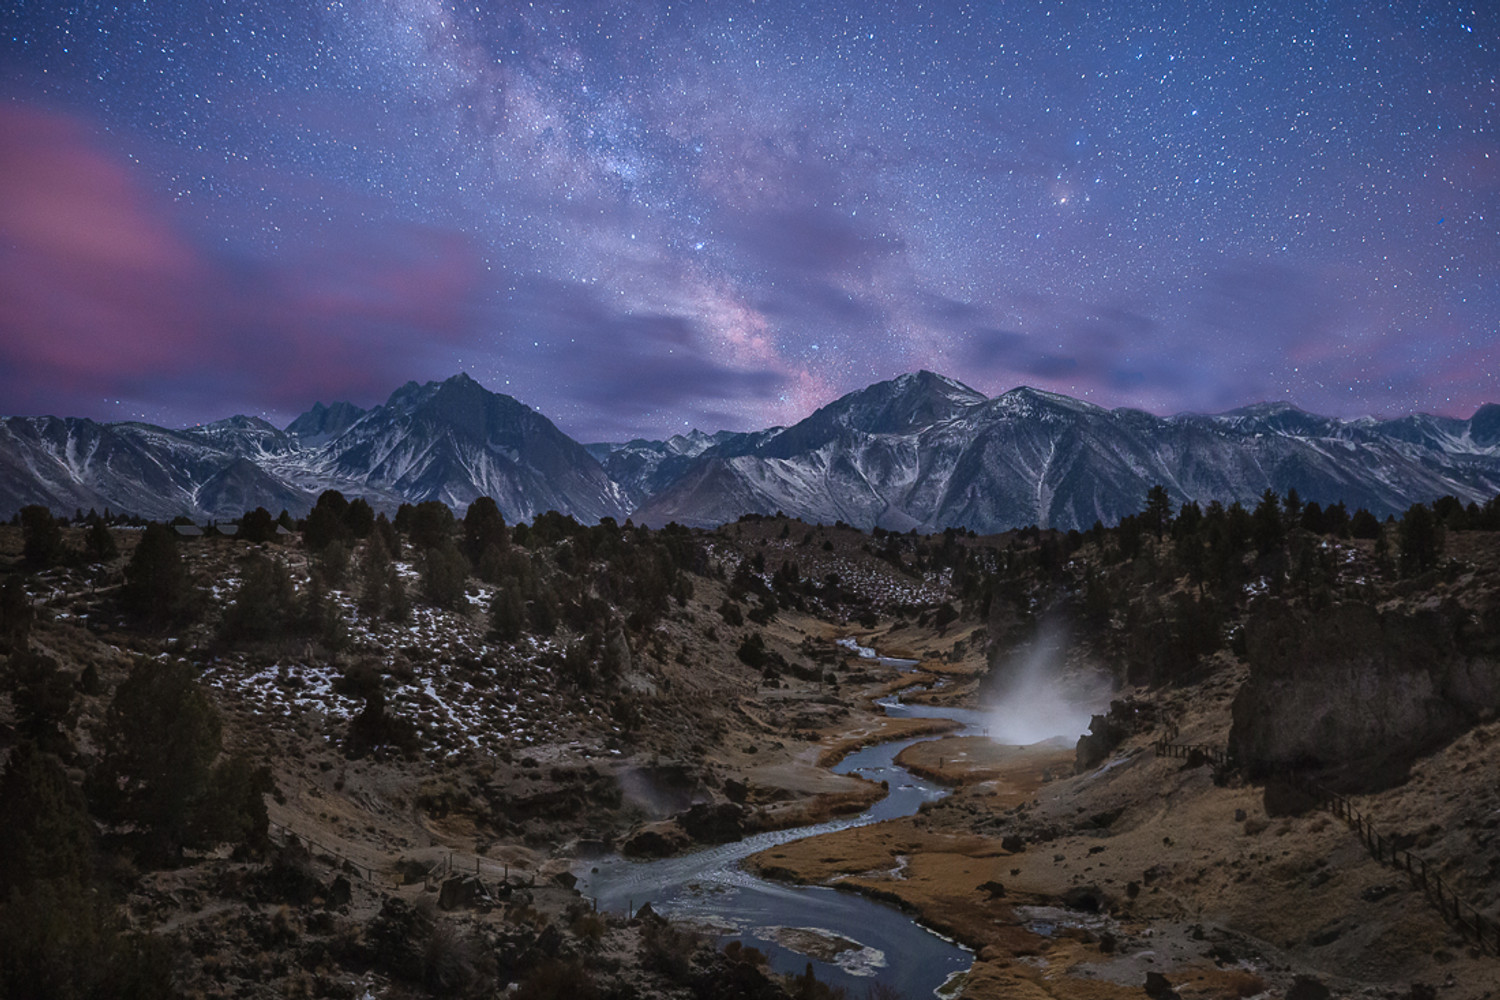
[1,1,1495,439]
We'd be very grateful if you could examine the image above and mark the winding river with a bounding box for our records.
[576,656,992,998]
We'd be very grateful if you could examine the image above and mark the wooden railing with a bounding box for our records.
[267,821,537,893]
[1152,741,1497,955]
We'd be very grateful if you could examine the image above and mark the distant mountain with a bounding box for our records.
[631,373,1500,532]
[272,373,631,523]
[0,375,630,523]
[587,429,776,507]
[285,400,367,446]
[2,371,1497,530]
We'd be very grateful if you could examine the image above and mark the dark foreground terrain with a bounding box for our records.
[3,492,1499,998]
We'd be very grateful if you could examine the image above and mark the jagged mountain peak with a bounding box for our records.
[811,370,987,435]
[1470,403,1500,448]
[197,414,280,433]
[286,400,368,442]
[987,385,1104,419]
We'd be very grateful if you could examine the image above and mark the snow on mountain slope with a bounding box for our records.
[2,371,1497,530]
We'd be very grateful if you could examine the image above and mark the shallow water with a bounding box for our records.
[576,692,989,996]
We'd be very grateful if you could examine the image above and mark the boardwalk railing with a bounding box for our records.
[267,821,537,894]
[1152,741,1497,955]
[1151,740,1231,768]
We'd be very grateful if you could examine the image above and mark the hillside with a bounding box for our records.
[2,490,1499,997]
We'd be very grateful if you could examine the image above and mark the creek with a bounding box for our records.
[576,657,993,998]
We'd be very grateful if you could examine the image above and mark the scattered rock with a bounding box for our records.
[1144,970,1181,1000]
[1286,975,1332,1000]
[439,875,489,911]
[678,801,747,843]
[632,901,665,925]
[1062,885,1106,913]
[1263,777,1321,818]
[977,880,1006,899]
[324,874,352,909]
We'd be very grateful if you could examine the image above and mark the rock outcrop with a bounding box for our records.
[1229,599,1500,788]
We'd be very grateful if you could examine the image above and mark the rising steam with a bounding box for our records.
[985,622,1108,746]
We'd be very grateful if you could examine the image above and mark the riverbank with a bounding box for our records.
[744,664,1500,1000]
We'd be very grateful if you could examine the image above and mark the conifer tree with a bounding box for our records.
[420,541,469,609]
[1143,484,1173,539]
[83,515,118,563]
[1251,488,1284,555]
[0,742,127,1000]
[90,658,222,863]
[20,504,65,569]
[236,506,278,544]
[0,575,34,654]
[343,497,375,539]
[490,582,526,642]
[10,648,77,755]
[121,523,193,627]
[1398,502,1442,577]
[302,489,351,551]
[463,496,509,567]
[220,552,296,643]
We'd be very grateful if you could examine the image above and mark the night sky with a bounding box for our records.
[2,2,1496,442]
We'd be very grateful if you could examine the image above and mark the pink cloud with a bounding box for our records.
[0,106,212,389]
[0,104,488,422]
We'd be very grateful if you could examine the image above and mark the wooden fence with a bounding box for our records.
[267,821,537,893]
[1152,741,1498,955]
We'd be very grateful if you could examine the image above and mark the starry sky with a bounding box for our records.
[1,2,1496,441]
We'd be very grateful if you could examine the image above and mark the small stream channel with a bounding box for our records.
[576,652,992,998]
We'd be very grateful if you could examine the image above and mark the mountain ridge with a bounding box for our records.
[2,372,1497,530]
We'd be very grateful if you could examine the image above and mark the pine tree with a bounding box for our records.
[1398,502,1442,577]
[83,516,118,563]
[342,497,375,539]
[0,742,123,1000]
[420,541,470,609]
[10,648,77,755]
[407,500,456,550]
[20,504,65,569]
[1143,484,1173,539]
[220,552,296,643]
[1251,489,1285,555]
[0,575,34,654]
[90,658,222,863]
[236,506,278,544]
[463,496,509,569]
[386,563,411,623]
[121,523,193,627]
[490,582,526,642]
[0,742,94,897]
[302,489,351,551]
[359,531,392,616]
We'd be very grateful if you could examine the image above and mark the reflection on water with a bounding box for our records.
[577,696,983,996]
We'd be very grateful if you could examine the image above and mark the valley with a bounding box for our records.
[3,495,1500,998]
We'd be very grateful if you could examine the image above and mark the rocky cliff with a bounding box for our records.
[1229,599,1500,788]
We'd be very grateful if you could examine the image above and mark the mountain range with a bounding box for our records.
[4,371,1498,532]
